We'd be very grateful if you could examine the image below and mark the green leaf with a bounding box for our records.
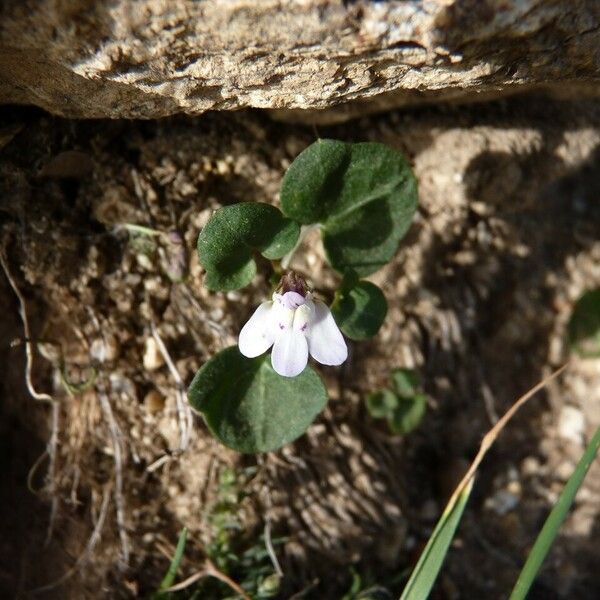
[400,479,474,600]
[332,278,388,340]
[391,368,420,399]
[279,139,350,224]
[281,140,418,276]
[366,389,399,419]
[197,202,300,291]
[366,369,425,434]
[153,528,188,599]
[389,393,427,436]
[509,426,600,600]
[188,347,328,453]
[568,289,600,358]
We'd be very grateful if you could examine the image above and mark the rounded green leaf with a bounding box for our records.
[389,393,427,436]
[197,202,300,291]
[281,140,418,276]
[366,389,398,419]
[187,346,328,453]
[568,289,600,358]
[280,139,350,224]
[332,279,387,340]
[391,368,420,398]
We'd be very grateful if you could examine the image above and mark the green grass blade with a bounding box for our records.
[154,527,188,597]
[510,426,600,600]
[399,478,474,600]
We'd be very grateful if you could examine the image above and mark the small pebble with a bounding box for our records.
[210,308,224,321]
[485,489,519,515]
[37,341,61,363]
[216,159,230,175]
[521,456,541,477]
[144,390,165,414]
[90,334,120,362]
[142,533,154,544]
[557,405,585,443]
[555,460,576,481]
[136,253,154,272]
[143,337,164,371]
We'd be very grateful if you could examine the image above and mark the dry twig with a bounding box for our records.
[447,362,570,509]
[164,558,252,600]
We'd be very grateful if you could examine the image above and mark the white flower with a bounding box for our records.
[239,290,348,378]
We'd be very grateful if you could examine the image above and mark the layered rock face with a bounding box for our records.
[1,0,599,119]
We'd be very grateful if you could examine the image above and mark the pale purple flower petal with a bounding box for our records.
[278,291,305,310]
[238,301,275,358]
[239,275,348,377]
[292,304,312,333]
[271,328,309,377]
[305,299,348,366]
[270,299,295,332]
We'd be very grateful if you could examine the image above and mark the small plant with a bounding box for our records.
[199,467,282,599]
[366,368,427,435]
[568,288,600,358]
[150,468,282,599]
[341,568,393,600]
[399,292,600,599]
[188,139,418,452]
[152,528,188,599]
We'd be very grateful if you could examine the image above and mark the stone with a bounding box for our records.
[143,337,164,372]
[90,335,120,363]
[484,489,520,515]
[557,405,586,443]
[1,1,599,121]
[143,390,166,415]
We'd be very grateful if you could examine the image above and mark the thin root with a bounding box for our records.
[0,245,60,544]
[30,485,111,594]
[97,378,131,568]
[151,322,192,452]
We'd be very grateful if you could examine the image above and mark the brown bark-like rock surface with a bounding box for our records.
[1,0,599,119]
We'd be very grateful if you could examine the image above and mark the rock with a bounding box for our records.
[1,1,599,121]
[90,334,120,363]
[557,405,586,443]
[484,489,520,515]
[143,390,166,415]
[143,337,164,372]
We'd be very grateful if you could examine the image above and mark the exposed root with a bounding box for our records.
[260,479,284,578]
[151,322,192,453]
[45,401,60,545]
[264,516,284,578]
[0,244,60,544]
[30,485,111,595]
[180,283,233,346]
[96,379,131,568]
